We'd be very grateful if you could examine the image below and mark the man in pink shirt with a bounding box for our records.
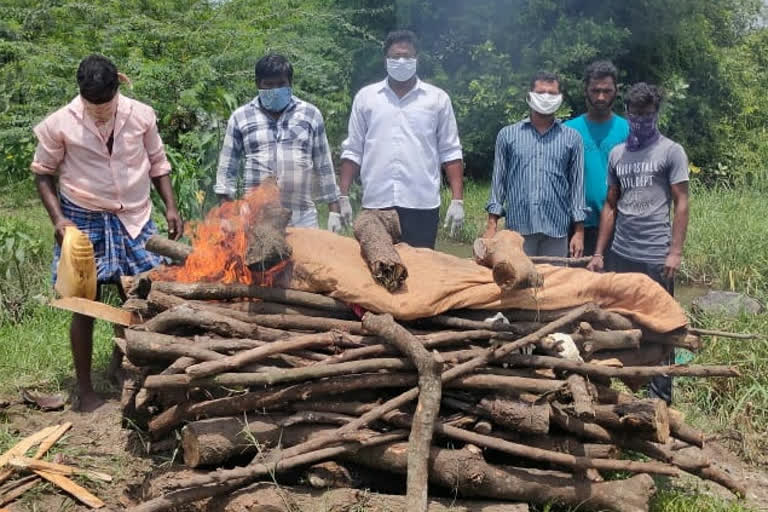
[31,55,182,411]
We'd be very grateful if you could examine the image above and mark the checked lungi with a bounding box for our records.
[52,195,165,285]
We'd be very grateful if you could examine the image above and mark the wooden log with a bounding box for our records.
[346,442,657,512]
[529,255,592,267]
[138,303,288,340]
[449,374,564,395]
[566,374,595,420]
[35,469,105,508]
[208,483,531,512]
[641,328,701,351]
[221,299,358,320]
[473,231,543,290]
[353,209,408,292]
[144,357,412,389]
[181,415,339,467]
[382,411,677,477]
[571,322,642,356]
[503,354,740,381]
[688,328,758,339]
[9,456,112,482]
[127,431,410,512]
[591,400,670,444]
[151,281,351,314]
[419,315,541,334]
[145,235,192,264]
[475,396,551,434]
[50,297,136,326]
[0,478,39,507]
[124,330,226,365]
[184,331,340,378]
[362,312,442,512]
[491,430,619,459]
[668,409,706,448]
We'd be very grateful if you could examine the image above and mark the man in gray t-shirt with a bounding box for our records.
[587,83,690,404]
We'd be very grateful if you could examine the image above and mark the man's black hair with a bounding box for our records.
[625,82,663,112]
[254,53,294,84]
[384,30,419,55]
[584,60,618,87]
[77,54,119,104]
[530,70,560,90]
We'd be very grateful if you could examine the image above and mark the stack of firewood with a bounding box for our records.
[117,249,744,512]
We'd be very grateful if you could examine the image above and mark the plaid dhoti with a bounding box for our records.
[52,195,165,285]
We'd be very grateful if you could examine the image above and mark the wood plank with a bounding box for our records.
[10,456,112,482]
[33,422,72,459]
[35,470,105,508]
[0,425,60,484]
[0,479,39,507]
[50,297,136,326]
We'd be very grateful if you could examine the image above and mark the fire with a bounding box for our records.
[154,182,286,285]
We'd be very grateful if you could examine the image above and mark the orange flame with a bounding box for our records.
[154,182,286,285]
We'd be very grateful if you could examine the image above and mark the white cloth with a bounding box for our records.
[543,333,583,362]
[341,79,463,210]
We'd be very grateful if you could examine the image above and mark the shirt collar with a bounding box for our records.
[523,116,561,134]
[378,77,425,97]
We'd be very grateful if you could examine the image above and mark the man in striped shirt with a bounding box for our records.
[215,54,342,231]
[483,71,586,258]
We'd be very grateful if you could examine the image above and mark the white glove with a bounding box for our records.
[327,212,343,233]
[339,196,353,225]
[443,199,465,237]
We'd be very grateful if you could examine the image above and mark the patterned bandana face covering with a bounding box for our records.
[259,86,293,112]
[626,112,661,151]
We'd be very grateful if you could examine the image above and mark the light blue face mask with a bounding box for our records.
[259,86,292,112]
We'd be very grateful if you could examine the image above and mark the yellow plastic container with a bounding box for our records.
[55,226,97,300]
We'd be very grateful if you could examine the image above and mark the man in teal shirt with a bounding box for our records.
[565,61,629,255]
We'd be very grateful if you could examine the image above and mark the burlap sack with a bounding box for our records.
[285,228,688,333]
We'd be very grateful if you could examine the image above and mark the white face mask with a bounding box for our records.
[386,58,418,82]
[527,92,563,115]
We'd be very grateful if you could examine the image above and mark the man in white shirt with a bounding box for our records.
[339,30,465,248]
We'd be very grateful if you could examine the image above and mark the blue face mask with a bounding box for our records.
[259,86,292,112]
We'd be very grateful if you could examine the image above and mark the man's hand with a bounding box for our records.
[663,252,682,280]
[165,208,183,240]
[339,196,353,225]
[327,212,343,233]
[569,230,584,258]
[54,218,77,246]
[586,254,604,272]
[443,199,465,238]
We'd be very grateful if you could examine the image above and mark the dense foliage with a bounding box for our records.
[1,0,766,194]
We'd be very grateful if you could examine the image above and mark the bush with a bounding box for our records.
[0,217,47,323]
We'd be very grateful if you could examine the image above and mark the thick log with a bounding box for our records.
[353,209,408,292]
[491,430,619,459]
[145,235,192,264]
[571,322,642,355]
[382,411,676,477]
[668,408,705,448]
[592,400,670,444]
[473,231,543,290]
[566,374,595,420]
[641,328,701,351]
[184,332,340,378]
[150,281,352,314]
[346,442,657,512]
[218,299,358,319]
[145,357,412,389]
[124,330,225,365]
[139,303,283,340]
[449,374,563,395]
[362,312,442,512]
[475,396,550,434]
[420,315,541,334]
[208,483,529,512]
[529,255,592,267]
[129,430,408,512]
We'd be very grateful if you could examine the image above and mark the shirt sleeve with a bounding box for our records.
[607,147,620,187]
[569,132,586,223]
[485,128,509,217]
[311,112,340,204]
[144,109,172,178]
[339,93,366,165]
[214,113,244,197]
[30,117,64,175]
[436,92,463,164]
[667,143,690,185]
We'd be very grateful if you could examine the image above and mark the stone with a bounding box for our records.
[691,291,763,316]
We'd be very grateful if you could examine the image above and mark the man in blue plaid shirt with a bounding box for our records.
[215,54,343,231]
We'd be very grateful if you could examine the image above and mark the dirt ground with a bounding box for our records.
[1,397,768,511]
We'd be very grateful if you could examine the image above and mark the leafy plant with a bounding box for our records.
[0,218,46,323]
